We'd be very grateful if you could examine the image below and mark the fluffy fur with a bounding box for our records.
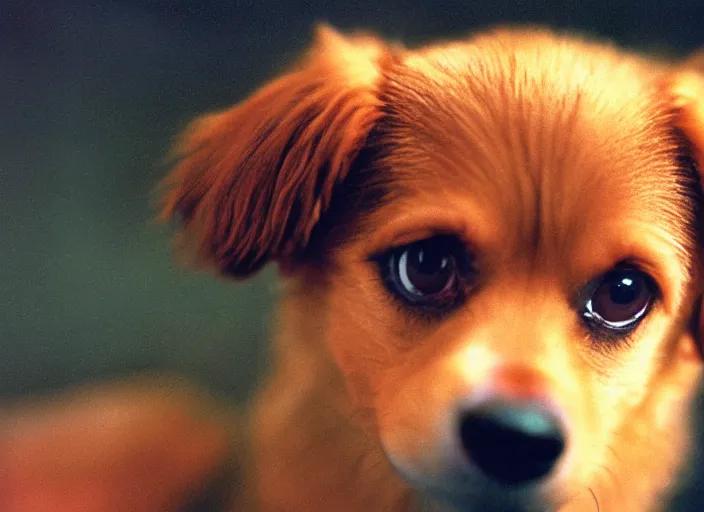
[157,25,704,512]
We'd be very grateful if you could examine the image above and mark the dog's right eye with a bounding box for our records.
[377,235,472,313]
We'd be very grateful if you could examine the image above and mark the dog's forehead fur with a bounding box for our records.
[341,30,699,278]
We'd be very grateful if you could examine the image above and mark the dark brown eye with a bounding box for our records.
[583,268,655,331]
[379,235,471,311]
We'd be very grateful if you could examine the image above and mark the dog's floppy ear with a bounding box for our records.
[159,25,393,278]
[663,56,704,355]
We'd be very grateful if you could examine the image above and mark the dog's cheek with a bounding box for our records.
[321,270,411,422]
[580,324,701,496]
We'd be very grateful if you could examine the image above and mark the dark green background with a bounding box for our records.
[2,0,703,509]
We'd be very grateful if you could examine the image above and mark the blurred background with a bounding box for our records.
[1,0,703,509]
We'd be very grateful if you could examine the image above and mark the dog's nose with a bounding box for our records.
[458,401,565,485]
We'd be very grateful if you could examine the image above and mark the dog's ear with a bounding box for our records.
[159,25,394,278]
[663,55,704,356]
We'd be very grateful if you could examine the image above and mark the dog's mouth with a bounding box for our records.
[388,445,567,512]
[416,483,560,512]
[383,399,572,512]
[384,396,569,510]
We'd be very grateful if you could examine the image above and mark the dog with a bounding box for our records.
[156,25,704,512]
[159,24,704,511]
[4,25,704,512]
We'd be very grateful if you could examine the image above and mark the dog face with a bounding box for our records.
[161,27,704,511]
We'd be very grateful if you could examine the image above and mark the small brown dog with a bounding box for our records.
[4,25,704,512]
[157,25,704,512]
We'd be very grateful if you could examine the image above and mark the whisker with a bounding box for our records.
[588,487,601,512]
[600,443,627,505]
[596,462,624,499]
[605,444,624,464]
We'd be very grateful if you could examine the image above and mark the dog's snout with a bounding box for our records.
[459,401,565,485]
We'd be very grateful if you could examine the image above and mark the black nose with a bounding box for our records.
[459,402,565,485]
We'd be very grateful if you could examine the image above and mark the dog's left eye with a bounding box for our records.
[582,267,656,333]
[377,235,472,312]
